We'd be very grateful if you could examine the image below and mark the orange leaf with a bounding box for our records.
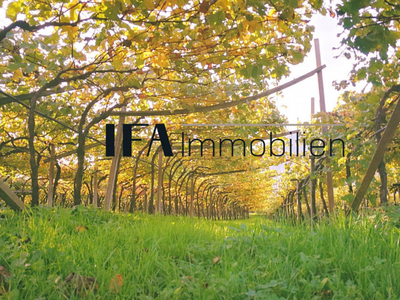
[110,274,123,293]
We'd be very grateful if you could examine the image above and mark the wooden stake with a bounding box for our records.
[47,144,55,207]
[93,164,98,208]
[311,97,315,116]
[144,187,148,213]
[398,186,400,204]
[0,179,25,210]
[310,97,316,221]
[190,169,194,218]
[351,97,400,212]
[104,106,126,211]
[314,38,335,213]
[156,150,163,214]
[310,163,316,224]
[296,180,302,222]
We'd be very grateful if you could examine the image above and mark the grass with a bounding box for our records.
[1,206,400,299]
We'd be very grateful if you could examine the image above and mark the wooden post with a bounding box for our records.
[302,185,311,217]
[190,169,194,218]
[0,179,25,210]
[93,164,98,208]
[398,185,400,204]
[144,187,148,213]
[296,180,302,222]
[156,150,163,214]
[315,39,326,112]
[47,144,55,207]
[104,106,126,211]
[314,38,335,213]
[310,159,317,220]
[350,97,400,212]
[310,97,316,221]
[311,97,315,116]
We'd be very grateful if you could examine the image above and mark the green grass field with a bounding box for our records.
[1,206,400,299]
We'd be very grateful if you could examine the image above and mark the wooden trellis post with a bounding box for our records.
[397,185,400,204]
[310,97,317,220]
[104,106,126,211]
[190,168,195,218]
[350,95,400,212]
[93,164,98,208]
[156,150,163,214]
[315,38,335,213]
[296,180,302,221]
[143,187,148,213]
[0,180,25,211]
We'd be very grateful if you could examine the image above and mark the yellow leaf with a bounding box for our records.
[12,69,23,81]
[60,15,69,23]
[70,7,76,21]
[152,53,169,68]
[166,0,178,6]
[142,51,153,59]
[217,0,230,9]
[144,0,156,9]
[113,58,123,69]
[248,20,259,33]
[66,26,78,40]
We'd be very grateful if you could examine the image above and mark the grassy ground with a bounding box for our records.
[1,206,400,299]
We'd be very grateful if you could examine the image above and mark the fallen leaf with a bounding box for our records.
[0,265,10,293]
[181,276,193,284]
[0,266,10,278]
[76,225,88,232]
[213,256,220,264]
[62,273,98,296]
[110,274,123,293]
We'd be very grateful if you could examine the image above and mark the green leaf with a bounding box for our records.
[251,65,259,79]
[207,10,225,26]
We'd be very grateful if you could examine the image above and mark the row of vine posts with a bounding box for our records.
[278,40,400,222]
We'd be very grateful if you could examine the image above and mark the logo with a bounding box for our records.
[105,123,345,158]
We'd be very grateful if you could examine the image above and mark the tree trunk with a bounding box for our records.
[130,141,149,213]
[345,152,353,194]
[53,162,61,205]
[319,181,329,216]
[28,96,39,206]
[73,132,86,205]
[378,161,388,205]
[302,185,311,217]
